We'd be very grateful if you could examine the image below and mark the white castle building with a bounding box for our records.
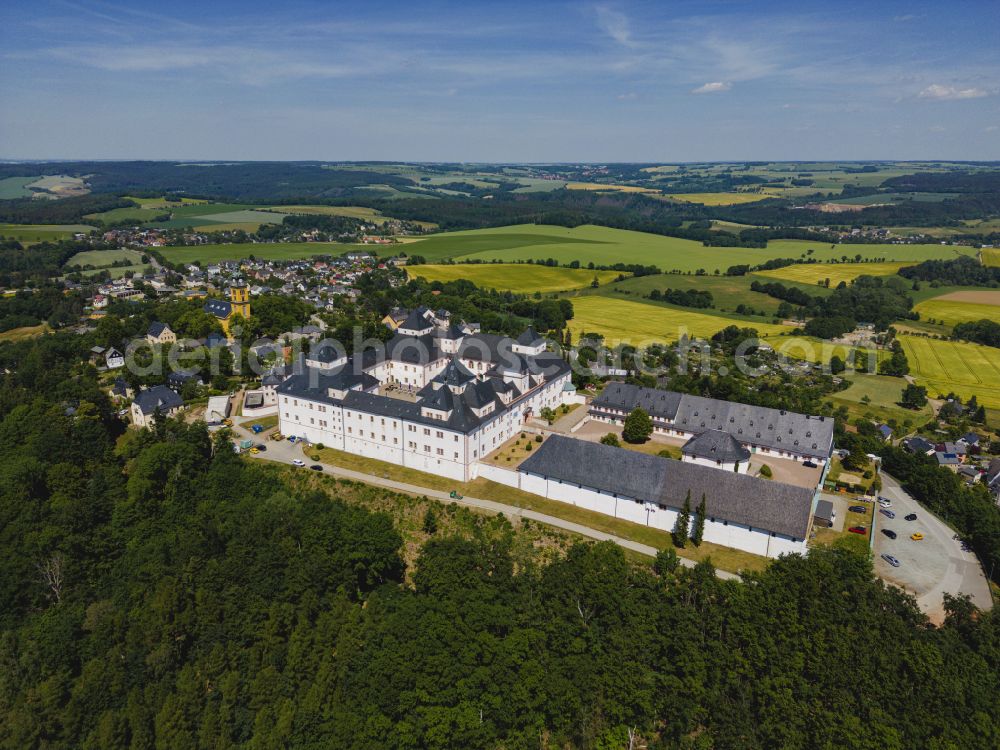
[277,308,573,481]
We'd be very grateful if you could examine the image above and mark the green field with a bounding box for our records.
[403,224,976,273]
[566,295,791,344]
[752,261,910,286]
[0,223,95,244]
[826,373,933,425]
[405,264,621,292]
[269,204,437,229]
[0,176,38,199]
[983,248,1000,268]
[84,206,170,223]
[568,272,832,316]
[913,293,1000,327]
[899,335,1000,408]
[159,242,350,264]
[667,192,775,206]
[65,248,148,278]
[825,192,956,206]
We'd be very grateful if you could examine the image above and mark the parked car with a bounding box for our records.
[255,444,266,452]
[288,436,298,443]
[882,529,897,539]
[881,554,901,568]
[878,497,892,508]
[910,532,924,541]
[309,464,323,471]
[803,460,818,468]
[291,459,305,467]
[904,513,917,521]
[251,424,264,434]
[879,508,896,519]
[848,526,867,535]
[270,432,284,441]
[249,447,259,454]
[848,505,867,514]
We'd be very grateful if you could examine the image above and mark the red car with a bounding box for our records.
[848,526,867,535]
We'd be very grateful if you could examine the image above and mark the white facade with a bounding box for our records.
[681,454,750,474]
[480,463,806,559]
[278,325,573,482]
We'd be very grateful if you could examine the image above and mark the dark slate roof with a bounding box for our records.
[516,326,543,346]
[432,358,475,387]
[681,430,751,463]
[904,436,935,454]
[134,385,183,415]
[306,342,346,364]
[385,333,445,365]
[878,424,893,438]
[815,499,834,521]
[203,298,233,319]
[111,377,129,395]
[276,363,377,404]
[961,432,981,445]
[399,308,433,332]
[935,452,960,465]
[147,321,170,337]
[592,382,683,420]
[519,436,814,539]
[592,383,833,459]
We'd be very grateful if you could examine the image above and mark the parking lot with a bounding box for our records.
[873,473,992,623]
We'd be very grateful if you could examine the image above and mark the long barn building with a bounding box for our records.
[590,382,834,465]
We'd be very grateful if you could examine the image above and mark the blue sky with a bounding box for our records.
[1,0,998,161]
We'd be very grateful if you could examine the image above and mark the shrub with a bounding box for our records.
[759,464,773,479]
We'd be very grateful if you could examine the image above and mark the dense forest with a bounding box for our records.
[2,319,1000,749]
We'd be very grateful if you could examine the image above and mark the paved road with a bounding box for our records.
[244,436,739,580]
[873,472,992,622]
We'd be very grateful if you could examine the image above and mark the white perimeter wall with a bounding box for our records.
[483,465,807,560]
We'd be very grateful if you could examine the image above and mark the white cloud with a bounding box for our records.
[594,5,635,48]
[918,84,991,101]
[616,91,637,100]
[691,81,731,94]
[986,125,999,133]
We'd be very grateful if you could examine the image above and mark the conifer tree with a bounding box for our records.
[673,490,692,548]
[692,494,706,547]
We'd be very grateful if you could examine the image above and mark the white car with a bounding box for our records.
[878,497,892,508]
[291,459,305,467]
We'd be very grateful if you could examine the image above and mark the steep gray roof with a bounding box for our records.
[519,436,814,539]
[592,383,834,459]
[682,429,751,463]
[815,499,834,522]
[134,385,183,415]
[592,382,682,420]
[516,326,543,346]
[147,321,170,337]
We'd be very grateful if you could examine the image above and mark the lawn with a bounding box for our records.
[584,271,833,315]
[403,224,976,273]
[566,295,791,345]
[406,263,621,293]
[668,192,775,206]
[752,262,911,286]
[158,242,352,264]
[899,335,1000,408]
[0,224,95,244]
[825,373,932,426]
[308,444,768,574]
[65,248,145,268]
[0,323,50,342]
[0,176,39,199]
[982,248,1000,268]
[84,206,170,223]
[914,292,1000,327]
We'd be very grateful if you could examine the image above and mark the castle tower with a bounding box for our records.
[230,284,250,320]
